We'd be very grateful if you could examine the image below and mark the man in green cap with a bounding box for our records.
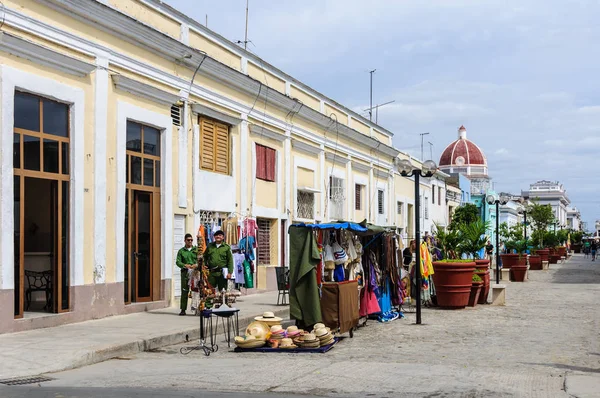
[203,230,234,292]
[176,233,197,316]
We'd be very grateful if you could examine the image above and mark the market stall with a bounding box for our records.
[288,221,407,334]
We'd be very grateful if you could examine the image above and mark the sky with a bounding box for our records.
[166,0,600,229]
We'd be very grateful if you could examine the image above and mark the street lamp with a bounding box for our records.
[518,208,528,242]
[398,158,437,325]
[487,193,510,285]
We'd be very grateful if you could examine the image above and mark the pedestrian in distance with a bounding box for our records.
[175,233,197,316]
[591,240,598,261]
[584,240,590,258]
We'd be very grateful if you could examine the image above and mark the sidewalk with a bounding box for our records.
[0,291,288,380]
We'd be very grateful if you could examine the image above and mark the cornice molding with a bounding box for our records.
[292,139,323,156]
[37,0,400,159]
[324,152,350,166]
[351,161,372,174]
[112,75,180,106]
[249,124,287,142]
[192,104,242,126]
[0,31,95,77]
[374,168,393,179]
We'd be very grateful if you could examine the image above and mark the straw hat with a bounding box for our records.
[280,338,297,349]
[270,325,284,333]
[286,325,299,334]
[314,328,329,338]
[235,335,266,349]
[319,335,335,346]
[313,323,326,330]
[245,321,270,341]
[254,311,283,323]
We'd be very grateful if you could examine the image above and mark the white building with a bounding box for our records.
[566,207,582,231]
[499,200,523,228]
[521,180,570,228]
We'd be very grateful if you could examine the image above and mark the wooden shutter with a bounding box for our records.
[214,121,229,174]
[200,118,215,171]
[355,184,361,210]
[256,144,266,180]
[265,147,276,182]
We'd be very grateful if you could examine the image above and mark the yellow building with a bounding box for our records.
[0,0,438,333]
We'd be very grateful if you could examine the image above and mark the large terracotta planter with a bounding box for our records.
[571,244,582,254]
[511,265,527,282]
[468,281,483,307]
[500,254,526,268]
[432,261,477,309]
[535,249,550,262]
[557,246,567,257]
[549,254,561,264]
[475,260,490,304]
[529,255,542,270]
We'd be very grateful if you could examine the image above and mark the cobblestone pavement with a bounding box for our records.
[33,255,600,397]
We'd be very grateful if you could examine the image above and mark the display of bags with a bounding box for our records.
[332,241,348,265]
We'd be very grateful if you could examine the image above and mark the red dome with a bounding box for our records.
[439,126,487,167]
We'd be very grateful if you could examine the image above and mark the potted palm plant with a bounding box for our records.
[432,224,476,309]
[511,239,529,282]
[499,223,524,269]
[468,274,483,307]
[458,220,491,304]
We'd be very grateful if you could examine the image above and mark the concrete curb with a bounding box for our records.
[37,307,289,378]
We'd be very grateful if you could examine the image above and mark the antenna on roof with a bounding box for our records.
[244,0,249,50]
[205,14,208,28]
[364,100,395,124]
[369,69,376,121]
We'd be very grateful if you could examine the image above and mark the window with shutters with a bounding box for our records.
[199,117,230,175]
[438,187,442,205]
[329,176,345,220]
[297,190,315,219]
[397,201,403,215]
[432,187,435,204]
[255,143,276,182]
[256,218,271,265]
[424,197,429,219]
[355,184,362,210]
[377,189,385,215]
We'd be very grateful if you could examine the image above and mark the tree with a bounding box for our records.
[527,202,555,247]
[458,219,490,259]
[449,203,480,231]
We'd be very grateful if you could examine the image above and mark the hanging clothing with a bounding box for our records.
[233,253,245,284]
[239,236,256,261]
[242,218,258,239]
[243,260,254,288]
[223,217,239,245]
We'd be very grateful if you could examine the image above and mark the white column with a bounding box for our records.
[319,145,325,221]
[94,55,109,284]
[178,93,189,209]
[284,136,291,216]
[368,166,374,222]
[346,158,352,220]
[240,114,249,212]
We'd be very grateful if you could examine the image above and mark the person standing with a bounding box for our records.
[485,240,494,262]
[203,230,234,292]
[176,233,198,316]
[591,240,598,261]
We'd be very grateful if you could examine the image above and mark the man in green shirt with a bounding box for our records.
[176,233,197,316]
[203,230,234,292]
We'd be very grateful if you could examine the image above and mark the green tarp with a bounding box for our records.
[288,226,322,326]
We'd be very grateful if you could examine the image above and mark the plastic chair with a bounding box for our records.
[275,267,289,305]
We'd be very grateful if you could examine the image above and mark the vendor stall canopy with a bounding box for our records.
[290,220,394,236]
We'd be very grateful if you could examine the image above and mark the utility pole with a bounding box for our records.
[420,132,430,161]
[369,69,376,122]
[244,0,249,50]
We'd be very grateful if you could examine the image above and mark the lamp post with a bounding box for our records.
[487,194,510,285]
[518,208,528,242]
[398,158,437,325]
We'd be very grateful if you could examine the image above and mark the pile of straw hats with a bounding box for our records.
[294,333,320,348]
[314,327,334,347]
[279,338,297,349]
[286,325,303,339]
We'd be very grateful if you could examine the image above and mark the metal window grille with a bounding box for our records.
[355,184,361,210]
[378,190,384,215]
[171,104,182,126]
[297,190,315,219]
[329,176,345,220]
[256,218,271,265]
[397,201,403,215]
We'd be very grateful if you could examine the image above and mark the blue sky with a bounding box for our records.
[166,0,600,229]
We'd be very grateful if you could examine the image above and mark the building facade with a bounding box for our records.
[566,207,582,231]
[521,180,571,228]
[0,0,417,333]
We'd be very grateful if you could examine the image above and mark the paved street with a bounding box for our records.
[4,255,600,397]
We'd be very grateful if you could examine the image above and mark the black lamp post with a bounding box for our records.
[398,158,437,325]
[518,208,528,242]
[487,194,509,285]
